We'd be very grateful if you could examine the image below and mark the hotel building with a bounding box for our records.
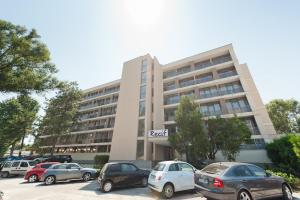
[39,44,277,165]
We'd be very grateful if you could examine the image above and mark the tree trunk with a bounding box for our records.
[185,145,189,163]
[10,143,15,156]
[19,132,26,157]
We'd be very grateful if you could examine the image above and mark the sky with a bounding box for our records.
[0,0,300,105]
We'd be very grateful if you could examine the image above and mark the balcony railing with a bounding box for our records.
[79,111,116,120]
[199,87,244,99]
[80,99,118,110]
[83,88,119,100]
[227,105,252,114]
[218,71,237,79]
[201,110,222,117]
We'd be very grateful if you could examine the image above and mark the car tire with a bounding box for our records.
[162,183,174,199]
[45,176,55,185]
[282,184,293,200]
[1,172,9,178]
[141,177,148,187]
[28,174,38,183]
[101,181,113,193]
[82,172,91,182]
[237,190,252,200]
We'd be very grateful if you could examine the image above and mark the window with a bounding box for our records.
[139,101,145,116]
[140,85,146,99]
[168,164,179,171]
[136,140,144,160]
[178,163,194,172]
[121,164,137,172]
[138,119,145,137]
[141,71,147,84]
[109,164,121,173]
[20,162,28,167]
[163,69,176,79]
[201,163,228,175]
[153,163,165,171]
[12,161,20,167]
[3,162,12,168]
[53,164,68,169]
[247,165,266,177]
[41,164,52,169]
[28,161,35,166]
[70,164,80,169]
[177,65,191,75]
[232,166,253,177]
[141,59,147,72]
[195,59,212,70]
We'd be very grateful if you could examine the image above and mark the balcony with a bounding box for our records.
[218,70,237,79]
[199,87,244,99]
[227,105,252,114]
[83,88,119,101]
[201,110,222,117]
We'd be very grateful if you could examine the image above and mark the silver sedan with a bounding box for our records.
[40,163,97,185]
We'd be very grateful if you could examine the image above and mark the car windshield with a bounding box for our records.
[153,163,165,171]
[202,163,228,175]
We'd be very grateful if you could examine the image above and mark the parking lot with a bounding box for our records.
[0,177,205,200]
[1,177,300,200]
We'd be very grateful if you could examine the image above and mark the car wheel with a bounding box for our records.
[101,181,113,193]
[237,190,252,200]
[282,184,292,200]
[28,174,38,183]
[163,183,174,199]
[141,177,148,187]
[45,176,55,185]
[1,172,9,178]
[83,172,91,182]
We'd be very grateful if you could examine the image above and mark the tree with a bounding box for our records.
[0,95,39,157]
[0,98,22,156]
[38,82,81,156]
[17,94,39,156]
[0,19,58,94]
[266,134,300,176]
[218,117,252,161]
[266,99,300,134]
[168,96,208,162]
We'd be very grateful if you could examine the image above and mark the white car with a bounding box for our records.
[0,160,35,178]
[148,161,196,198]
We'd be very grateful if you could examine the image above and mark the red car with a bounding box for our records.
[24,162,59,183]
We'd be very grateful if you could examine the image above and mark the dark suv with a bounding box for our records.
[45,155,72,163]
[98,162,150,192]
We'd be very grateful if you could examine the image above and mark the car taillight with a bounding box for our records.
[213,177,224,188]
[156,175,162,180]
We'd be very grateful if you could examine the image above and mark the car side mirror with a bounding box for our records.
[266,172,272,177]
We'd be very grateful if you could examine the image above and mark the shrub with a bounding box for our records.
[266,169,299,188]
[94,155,109,170]
[266,134,300,176]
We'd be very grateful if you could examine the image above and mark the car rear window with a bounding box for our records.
[201,163,228,175]
[153,163,165,171]
[28,161,35,166]
[41,164,52,169]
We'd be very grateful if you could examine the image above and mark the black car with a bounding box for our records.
[45,155,72,163]
[98,162,150,192]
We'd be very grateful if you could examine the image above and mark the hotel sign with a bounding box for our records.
[148,129,168,137]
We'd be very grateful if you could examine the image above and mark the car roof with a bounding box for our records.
[207,162,255,167]
[12,160,33,162]
[157,160,189,165]
[36,162,59,166]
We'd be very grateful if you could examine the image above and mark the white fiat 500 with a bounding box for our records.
[148,161,196,198]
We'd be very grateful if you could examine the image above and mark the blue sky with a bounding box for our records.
[0,0,300,103]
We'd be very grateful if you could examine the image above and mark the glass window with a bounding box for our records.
[153,163,165,171]
[168,164,179,171]
[138,119,145,137]
[247,165,266,177]
[53,164,67,169]
[140,85,146,99]
[177,65,191,75]
[139,101,145,116]
[12,161,20,167]
[41,164,52,169]
[121,164,137,172]
[70,164,80,169]
[141,59,147,72]
[141,71,147,84]
[233,166,253,177]
[109,164,121,173]
[28,161,35,166]
[20,162,28,167]
[178,163,194,172]
[3,162,12,168]
[136,140,144,160]
[201,163,228,175]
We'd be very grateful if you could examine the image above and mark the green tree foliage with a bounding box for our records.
[266,99,300,134]
[266,134,300,176]
[38,82,82,156]
[168,96,208,162]
[0,19,58,94]
[0,95,39,156]
[218,117,251,161]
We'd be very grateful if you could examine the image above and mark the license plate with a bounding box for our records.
[198,178,208,184]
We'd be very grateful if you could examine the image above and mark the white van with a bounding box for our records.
[1,160,35,178]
